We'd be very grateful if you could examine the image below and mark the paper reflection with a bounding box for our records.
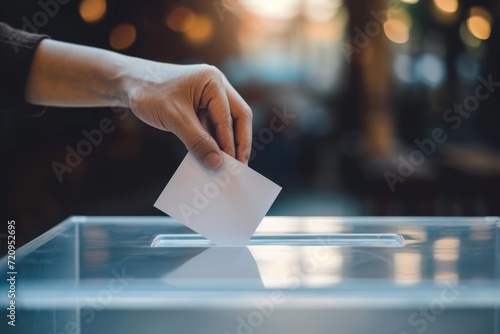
[163,247,263,288]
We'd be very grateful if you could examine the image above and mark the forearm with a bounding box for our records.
[22,38,252,167]
[25,39,132,108]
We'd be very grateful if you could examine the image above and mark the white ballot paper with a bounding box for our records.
[154,152,282,245]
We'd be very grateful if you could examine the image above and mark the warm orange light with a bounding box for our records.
[460,22,482,47]
[304,0,341,23]
[467,16,491,40]
[434,270,458,281]
[240,0,300,20]
[306,19,343,42]
[467,7,492,40]
[470,6,493,23]
[433,0,458,14]
[166,6,197,32]
[109,23,137,50]
[394,253,422,284]
[185,15,214,45]
[433,237,460,261]
[384,18,410,44]
[79,0,107,24]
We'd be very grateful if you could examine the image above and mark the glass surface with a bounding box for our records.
[151,233,405,247]
[1,216,499,334]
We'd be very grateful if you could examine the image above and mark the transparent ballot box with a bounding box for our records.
[1,216,499,334]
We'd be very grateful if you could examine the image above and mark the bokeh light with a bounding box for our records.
[467,7,492,40]
[433,237,460,262]
[394,54,416,83]
[305,17,344,42]
[304,0,341,22]
[79,0,107,24]
[460,21,482,48]
[416,53,446,87]
[241,0,300,20]
[384,11,412,44]
[166,6,197,33]
[185,15,214,45]
[401,0,419,4]
[109,23,137,50]
[456,53,480,81]
[433,0,458,14]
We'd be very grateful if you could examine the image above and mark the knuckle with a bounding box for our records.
[190,131,213,152]
[237,142,250,152]
[199,64,223,86]
[218,113,233,126]
[241,105,253,121]
[237,143,252,160]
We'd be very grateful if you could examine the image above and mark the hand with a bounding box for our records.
[121,61,253,169]
[24,40,251,169]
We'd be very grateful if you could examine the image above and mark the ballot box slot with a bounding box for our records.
[150,233,405,247]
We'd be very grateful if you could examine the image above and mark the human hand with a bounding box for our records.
[121,61,252,169]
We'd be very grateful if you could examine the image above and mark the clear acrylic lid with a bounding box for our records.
[2,216,499,310]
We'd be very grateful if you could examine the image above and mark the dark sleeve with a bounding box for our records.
[0,22,49,115]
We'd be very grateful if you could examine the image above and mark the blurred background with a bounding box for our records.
[2,0,500,249]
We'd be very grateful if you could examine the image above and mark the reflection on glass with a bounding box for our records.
[397,227,427,244]
[433,237,460,281]
[394,253,422,284]
[256,217,346,234]
[434,266,458,281]
[163,247,263,287]
[250,245,343,289]
[433,237,460,261]
[469,225,492,241]
[83,226,110,267]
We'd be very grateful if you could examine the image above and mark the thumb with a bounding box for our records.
[177,122,223,169]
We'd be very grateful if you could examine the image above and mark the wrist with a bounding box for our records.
[105,52,141,109]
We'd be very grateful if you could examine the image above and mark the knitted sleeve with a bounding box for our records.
[0,22,49,115]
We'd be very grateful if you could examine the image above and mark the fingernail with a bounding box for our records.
[202,152,222,169]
